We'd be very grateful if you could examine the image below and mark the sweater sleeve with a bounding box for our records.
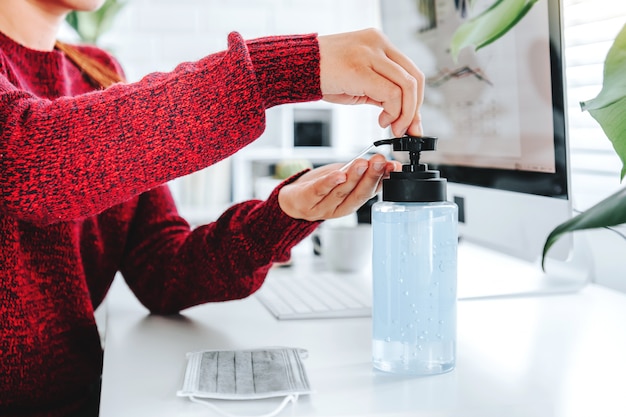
[119,172,319,314]
[0,32,321,225]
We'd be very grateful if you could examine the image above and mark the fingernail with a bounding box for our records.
[356,164,367,175]
[373,162,385,171]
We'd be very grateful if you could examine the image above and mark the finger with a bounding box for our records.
[340,65,403,130]
[306,160,366,219]
[381,160,400,179]
[384,45,425,108]
[361,73,404,130]
[291,171,347,215]
[329,156,388,216]
[373,34,425,136]
[323,93,383,108]
[370,58,420,136]
[377,161,400,193]
[309,171,347,200]
[344,154,388,202]
[325,160,369,202]
[406,114,423,136]
[382,40,425,113]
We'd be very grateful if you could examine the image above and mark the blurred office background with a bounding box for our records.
[60,0,626,291]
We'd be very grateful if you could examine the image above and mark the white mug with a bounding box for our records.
[319,224,373,273]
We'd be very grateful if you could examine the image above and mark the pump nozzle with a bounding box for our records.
[373,136,437,152]
[375,135,446,202]
[374,135,438,173]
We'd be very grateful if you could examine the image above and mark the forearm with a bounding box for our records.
[0,32,321,225]
[120,179,318,314]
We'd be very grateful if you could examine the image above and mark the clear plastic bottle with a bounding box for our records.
[371,136,458,375]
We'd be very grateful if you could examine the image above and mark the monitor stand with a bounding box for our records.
[457,235,592,300]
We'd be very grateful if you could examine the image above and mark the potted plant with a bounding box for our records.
[448,0,626,268]
[65,0,127,45]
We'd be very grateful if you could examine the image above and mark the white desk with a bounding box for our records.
[100,249,626,417]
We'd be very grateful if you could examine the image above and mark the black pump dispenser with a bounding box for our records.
[374,136,447,202]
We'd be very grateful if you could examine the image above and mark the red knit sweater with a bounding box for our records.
[0,31,321,416]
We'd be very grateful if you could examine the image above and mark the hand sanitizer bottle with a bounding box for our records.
[371,136,458,375]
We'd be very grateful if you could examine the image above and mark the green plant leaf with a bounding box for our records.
[580,24,626,112]
[94,0,126,41]
[450,0,540,61]
[65,11,79,34]
[588,96,626,180]
[65,0,126,44]
[72,11,101,43]
[580,24,626,180]
[542,186,626,269]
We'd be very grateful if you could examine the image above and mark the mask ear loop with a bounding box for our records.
[188,394,299,417]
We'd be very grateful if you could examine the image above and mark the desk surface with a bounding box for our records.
[100,248,626,417]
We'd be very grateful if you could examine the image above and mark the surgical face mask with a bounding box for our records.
[177,347,312,417]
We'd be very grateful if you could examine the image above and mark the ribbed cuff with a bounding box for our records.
[245,33,323,108]
[245,170,320,263]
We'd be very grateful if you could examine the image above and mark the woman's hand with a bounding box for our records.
[278,153,401,221]
[318,28,425,137]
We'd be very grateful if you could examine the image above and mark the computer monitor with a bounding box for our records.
[379,0,574,266]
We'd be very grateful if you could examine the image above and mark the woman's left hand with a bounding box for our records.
[278,153,400,221]
[318,29,425,137]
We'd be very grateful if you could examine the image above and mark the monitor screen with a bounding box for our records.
[380,0,572,263]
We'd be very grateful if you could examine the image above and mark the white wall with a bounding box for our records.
[96,0,381,83]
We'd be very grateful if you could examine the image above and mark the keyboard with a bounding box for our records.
[255,240,590,321]
[256,271,372,320]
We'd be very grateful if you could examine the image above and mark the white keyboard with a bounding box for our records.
[255,240,590,321]
[256,272,372,320]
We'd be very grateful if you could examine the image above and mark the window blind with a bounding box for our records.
[563,0,626,211]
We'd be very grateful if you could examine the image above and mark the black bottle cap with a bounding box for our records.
[374,136,447,203]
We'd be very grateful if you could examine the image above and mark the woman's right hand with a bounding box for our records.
[317,28,425,137]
